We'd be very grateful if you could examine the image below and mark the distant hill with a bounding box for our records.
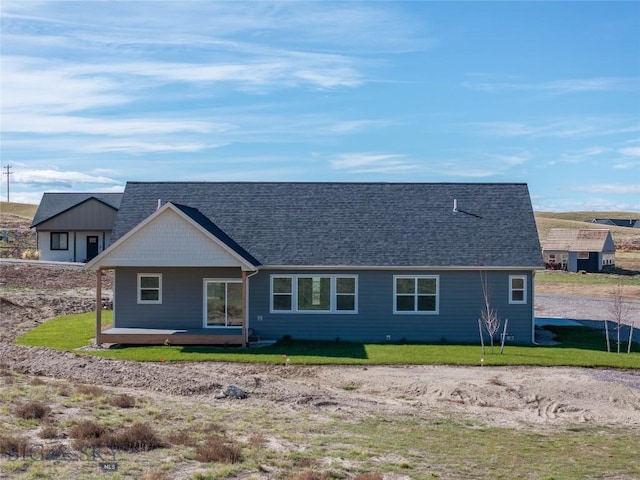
[0,202,38,220]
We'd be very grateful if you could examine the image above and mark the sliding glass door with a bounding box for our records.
[205,280,242,327]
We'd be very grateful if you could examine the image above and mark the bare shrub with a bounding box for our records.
[293,457,319,468]
[166,429,197,447]
[194,435,243,463]
[353,474,384,480]
[288,471,328,480]
[4,375,15,385]
[109,393,136,408]
[106,422,164,452]
[0,435,30,458]
[69,419,107,442]
[29,377,46,386]
[14,401,50,420]
[201,422,226,435]
[57,385,72,397]
[39,425,60,439]
[75,384,106,398]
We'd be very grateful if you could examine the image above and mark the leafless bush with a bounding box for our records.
[353,474,384,480]
[4,375,15,385]
[69,419,107,443]
[29,377,46,386]
[0,435,30,457]
[194,435,243,463]
[166,429,197,447]
[75,384,106,398]
[105,422,165,452]
[287,471,328,480]
[39,425,60,439]
[109,393,136,408]
[14,400,50,420]
[248,432,266,448]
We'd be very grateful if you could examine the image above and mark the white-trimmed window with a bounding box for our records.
[138,274,162,304]
[51,232,68,250]
[577,252,589,260]
[393,275,439,314]
[270,275,357,313]
[509,275,526,304]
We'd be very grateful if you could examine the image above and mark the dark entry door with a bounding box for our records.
[86,236,99,261]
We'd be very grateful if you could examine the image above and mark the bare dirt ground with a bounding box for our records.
[1,260,639,436]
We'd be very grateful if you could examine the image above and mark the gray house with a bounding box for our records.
[32,193,123,262]
[86,182,542,346]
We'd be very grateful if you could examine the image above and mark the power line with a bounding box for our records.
[2,165,13,202]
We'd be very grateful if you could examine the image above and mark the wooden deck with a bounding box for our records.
[97,328,245,346]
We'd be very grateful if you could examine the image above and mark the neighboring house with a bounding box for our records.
[86,182,543,346]
[31,193,123,262]
[590,218,640,229]
[542,228,615,273]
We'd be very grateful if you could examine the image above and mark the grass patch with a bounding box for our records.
[15,312,640,368]
[536,270,640,286]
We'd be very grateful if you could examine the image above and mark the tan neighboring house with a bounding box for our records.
[542,228,615,273]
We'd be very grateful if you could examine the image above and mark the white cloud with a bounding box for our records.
[4,113,224,136]
[14,169,121,189]
[330,153,419,174]
[619,147,640,157]
[464,76,638,95]
[473,119,640,139]
[571,184,640,195]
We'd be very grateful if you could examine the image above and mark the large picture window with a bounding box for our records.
[509,275,527,304]
[271,275,357,313]
[137,274,162,304]
[50,232,69,250]
[393,275,439,314]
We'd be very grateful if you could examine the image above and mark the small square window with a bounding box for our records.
[138,274,162,304]
[51,232,69,250]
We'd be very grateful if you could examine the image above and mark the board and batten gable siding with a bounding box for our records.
[35,198,118,231]
[100,207,248,268]
[247,269,535,344]
[114,267,242,331]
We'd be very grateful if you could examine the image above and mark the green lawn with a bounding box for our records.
[536,270,640,286]
[15,311,640,368]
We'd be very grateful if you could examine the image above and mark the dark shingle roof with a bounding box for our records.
[112,182,542,268]
[32,193,123,227]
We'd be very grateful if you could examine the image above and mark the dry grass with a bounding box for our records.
[353,474,383,480]
[194,435,243,463]
[288,471,329,480]
[14,400,50,420]
[106,422,165,452]
[0,435,31,457]
[75,383,107,398]
[38,425,60,439]
[109,393,136,408]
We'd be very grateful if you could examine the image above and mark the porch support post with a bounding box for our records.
[241,270,247,347]
[96,269,102,345]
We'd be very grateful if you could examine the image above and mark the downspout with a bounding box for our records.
[96,269,103,345]
[531,270,538,345]
[244,269,260,346]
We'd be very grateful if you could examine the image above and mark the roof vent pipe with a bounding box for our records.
[453,198,458,213]
[157,199,161,210]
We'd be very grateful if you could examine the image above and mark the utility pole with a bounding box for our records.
[2,165,12,202]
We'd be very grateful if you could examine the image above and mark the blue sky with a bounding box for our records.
[1,1,639,211]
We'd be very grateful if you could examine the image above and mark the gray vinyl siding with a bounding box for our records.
[36,199,118,231]
[248,269,535,344]
[114,267,241,333]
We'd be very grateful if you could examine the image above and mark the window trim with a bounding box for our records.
[203,278,243,328]
[270,274,358,314]
[509,275,527,305]
[393,275,439,315]
[50,232,69,251]
[137,273,162,304]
